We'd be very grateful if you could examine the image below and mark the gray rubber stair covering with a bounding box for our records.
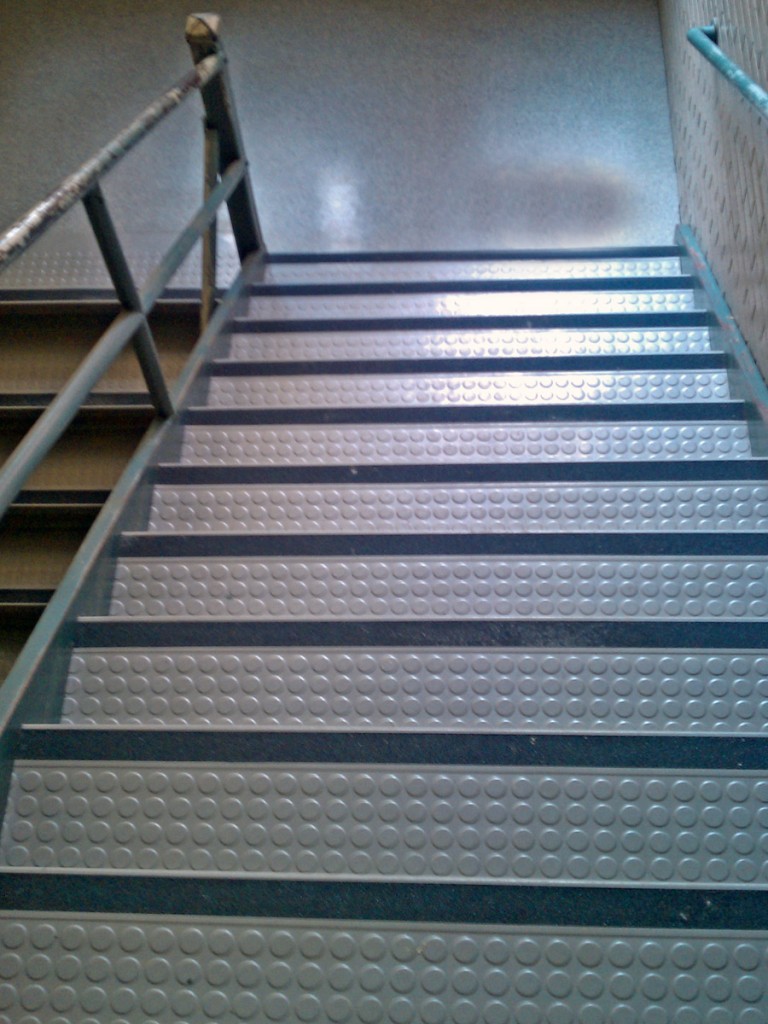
[178,421,755,466]
[242,289,700,320]
[4,248,768,1024]
[227,326,713,362]
[62,646,768,731]
[106,554,768,621]
[0,913,765,1022]
[3,758,767,887]
[259,255,684,283]
[202,370,731,410]
[146,481,768,534]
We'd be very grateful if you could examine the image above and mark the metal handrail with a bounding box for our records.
[688,22,768,122]
[0,12,264,523]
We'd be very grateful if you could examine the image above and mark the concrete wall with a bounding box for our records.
[660,0,768,380]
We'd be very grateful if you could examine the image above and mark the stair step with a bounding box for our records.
[0,912,765,1021]
[201,370,731,411]
[145,481,768,534]
[227,326,714,362]
[260,254,685,283]
[3,758,767,887]
[179,421,755,467]
[107,553,768,621]
[243,288,700,321]
[62,645,768,732]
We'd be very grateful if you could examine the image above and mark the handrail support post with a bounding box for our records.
[186,14,265,262]
[83,184,174,418]
[201,125,220,332]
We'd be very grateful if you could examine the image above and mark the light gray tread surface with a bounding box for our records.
[243,290,699,320]
[3,762,768,886]
[0,914,765,1023]
[147,481,768,534]
[259,256,684,283]
[63,647,768,732]
[227,326,712,362]
[108,556,768,621]
[179,422,754,466]
[204,371,731,410]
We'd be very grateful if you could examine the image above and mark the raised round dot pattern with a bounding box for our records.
[4,763,768,886]
[62,647,768,732]
[108,556,768,621]
[0,916,764,1023]
[180,422,753,467]
[205,371,730,411]
[244,290,699,321]
[148,482,768,535]
[228,327,710,363]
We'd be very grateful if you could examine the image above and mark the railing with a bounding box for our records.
[0,13,264,523]
[687,22,768,123]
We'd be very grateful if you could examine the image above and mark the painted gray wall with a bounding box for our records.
[660,0,768,382]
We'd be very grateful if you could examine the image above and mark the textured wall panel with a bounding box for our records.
[660,1,768,380]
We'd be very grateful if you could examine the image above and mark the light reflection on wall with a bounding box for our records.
[317,170,361,249]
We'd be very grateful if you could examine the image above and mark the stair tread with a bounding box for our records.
[201,370,732,411]
[228,326,714,362]
[179,421,755,466]
[0,911,764,1022]
[243,289,701,321]
[62,645,768,732]
[145,480,768,534]
[3,759,768,888]
[258,255,684,284]
[107,553,768,622]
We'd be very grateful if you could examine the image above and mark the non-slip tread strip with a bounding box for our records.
[203,370,731,410]
[226,326,713,362]
[146,481,768,534]
[179,422,754,467]
[242,290,699,320]
[109,555,768,621]
[3,762,768,888]
[62,646,768,733]
[0,914,764,1023]
[257,255,684,282]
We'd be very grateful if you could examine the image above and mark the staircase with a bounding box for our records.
[1,246,768,1020]
[0,298,199,677]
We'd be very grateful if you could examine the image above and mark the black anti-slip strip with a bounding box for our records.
[118,531,768,560]
[0,874,764,930]
[265,246,683,262]
[0,287,202,303]
[14,489,110,506]
[16,729,768,771]
[0,589,53,606]
[209,352,727,377]
[74,619,768,651]
[183,401,744,426]
[154,460,768,487]
[248,275,694,296]
[0,393,153,409]
[232,311,710,333]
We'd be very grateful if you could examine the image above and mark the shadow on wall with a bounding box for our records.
[472,163,632,247]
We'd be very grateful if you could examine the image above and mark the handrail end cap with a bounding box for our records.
[186,13,221,45]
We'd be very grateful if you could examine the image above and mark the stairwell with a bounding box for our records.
[0,245,767,1019]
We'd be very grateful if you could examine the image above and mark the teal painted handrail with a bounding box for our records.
[0,13,263,524]
[687,23,768,122]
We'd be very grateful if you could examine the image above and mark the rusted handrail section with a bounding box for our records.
[0,13,264,524]
[688,23,768,123]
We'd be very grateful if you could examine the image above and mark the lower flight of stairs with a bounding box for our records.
[1,247,767,1021]
[0,299,200,678]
